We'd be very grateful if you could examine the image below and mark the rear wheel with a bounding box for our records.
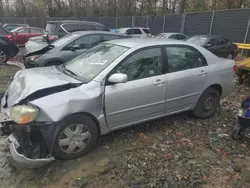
[0,48,9,64]
[193,87,220,119]
[228,52,234,59]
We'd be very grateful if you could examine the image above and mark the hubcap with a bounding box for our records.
[59,124,91,154]
[202,95,215,111]
[0,51,6,64]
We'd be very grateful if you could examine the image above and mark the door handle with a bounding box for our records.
[154,79,165,85]
[199,70,207,76]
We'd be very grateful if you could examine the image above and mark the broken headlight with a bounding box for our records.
[10,105,39,124]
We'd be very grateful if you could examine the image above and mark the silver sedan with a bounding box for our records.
[0,38,236,167]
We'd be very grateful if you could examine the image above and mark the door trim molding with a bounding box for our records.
[107,100,165,116]
[167,92,199,102]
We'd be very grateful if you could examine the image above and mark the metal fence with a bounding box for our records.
[1,8,250,43]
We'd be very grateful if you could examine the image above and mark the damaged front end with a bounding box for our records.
[0,115,55,168]
[0,66,83,168]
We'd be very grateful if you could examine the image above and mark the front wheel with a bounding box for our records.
[193,87,220,119]
[0,49,9,64]
[53,114,98,160]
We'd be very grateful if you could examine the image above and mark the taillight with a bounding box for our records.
[5,34,14,42]
[233,65,237,73]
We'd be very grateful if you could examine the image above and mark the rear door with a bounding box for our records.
[165,45,209,114]
[15,28,30,45]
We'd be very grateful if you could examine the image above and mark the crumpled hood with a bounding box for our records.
[4,66,81,107]
[25,42,52,57]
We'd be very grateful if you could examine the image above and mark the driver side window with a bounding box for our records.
[63,35,101,50]
[166,46,207,73]
[115,47,163,81]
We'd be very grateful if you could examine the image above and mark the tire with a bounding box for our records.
[46,61,63,67]
[0,48,9,64]
[193,87,220,119]
[227,52,234,60]
[53,114,98,160]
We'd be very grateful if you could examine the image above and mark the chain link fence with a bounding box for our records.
[1,8,250,43]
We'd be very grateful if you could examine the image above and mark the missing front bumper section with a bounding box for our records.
[8,134,54,168]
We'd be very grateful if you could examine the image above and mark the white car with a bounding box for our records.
[117,27,151,38]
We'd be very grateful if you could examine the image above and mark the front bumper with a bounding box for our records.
[8,134,55,168]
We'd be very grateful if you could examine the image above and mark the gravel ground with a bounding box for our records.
[1,64,250,188]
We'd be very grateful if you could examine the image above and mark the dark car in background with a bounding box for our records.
[186,35,238,59]
[0,25,19,64]
[11,27,45,46]
[155,32,188,40]
[24,31,129,68]
[3,23,29,31]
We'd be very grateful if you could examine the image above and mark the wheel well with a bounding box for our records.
[63,112,101,136]
[209,84,222,96]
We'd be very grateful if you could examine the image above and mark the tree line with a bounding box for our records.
[0,0,249,17]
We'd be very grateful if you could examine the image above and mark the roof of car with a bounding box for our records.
[71,31,128,37]
[47,20,103,26]
[104,37,191,48]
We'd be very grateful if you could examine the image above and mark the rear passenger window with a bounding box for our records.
[31,28,43,34]
[126,29,133,35]
[134,29,142,34]
[142,29,151,34]
[62,24,78,32]
[17,28,29,33]
[166,46,207,73]
[78,24,95,31]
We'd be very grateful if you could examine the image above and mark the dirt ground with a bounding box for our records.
[1,64,250,188]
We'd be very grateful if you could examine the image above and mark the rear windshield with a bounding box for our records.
[46,23,58,34]
[186,36,208,46]
[143,29,151,34]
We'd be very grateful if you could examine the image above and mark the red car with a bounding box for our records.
[11,27,45,46]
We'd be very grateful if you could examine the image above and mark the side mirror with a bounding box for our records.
[108,73,128,84]
[71,44,80,51]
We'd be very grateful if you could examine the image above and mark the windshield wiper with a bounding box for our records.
[63,64,77,76]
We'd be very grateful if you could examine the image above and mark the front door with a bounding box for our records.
[165,45,209,114]
[105,47,167,128]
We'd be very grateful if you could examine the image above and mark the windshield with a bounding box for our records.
[45,23,57,34]
[186,36,208,46]
[51,33,78,47]
[64,43,129,82]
